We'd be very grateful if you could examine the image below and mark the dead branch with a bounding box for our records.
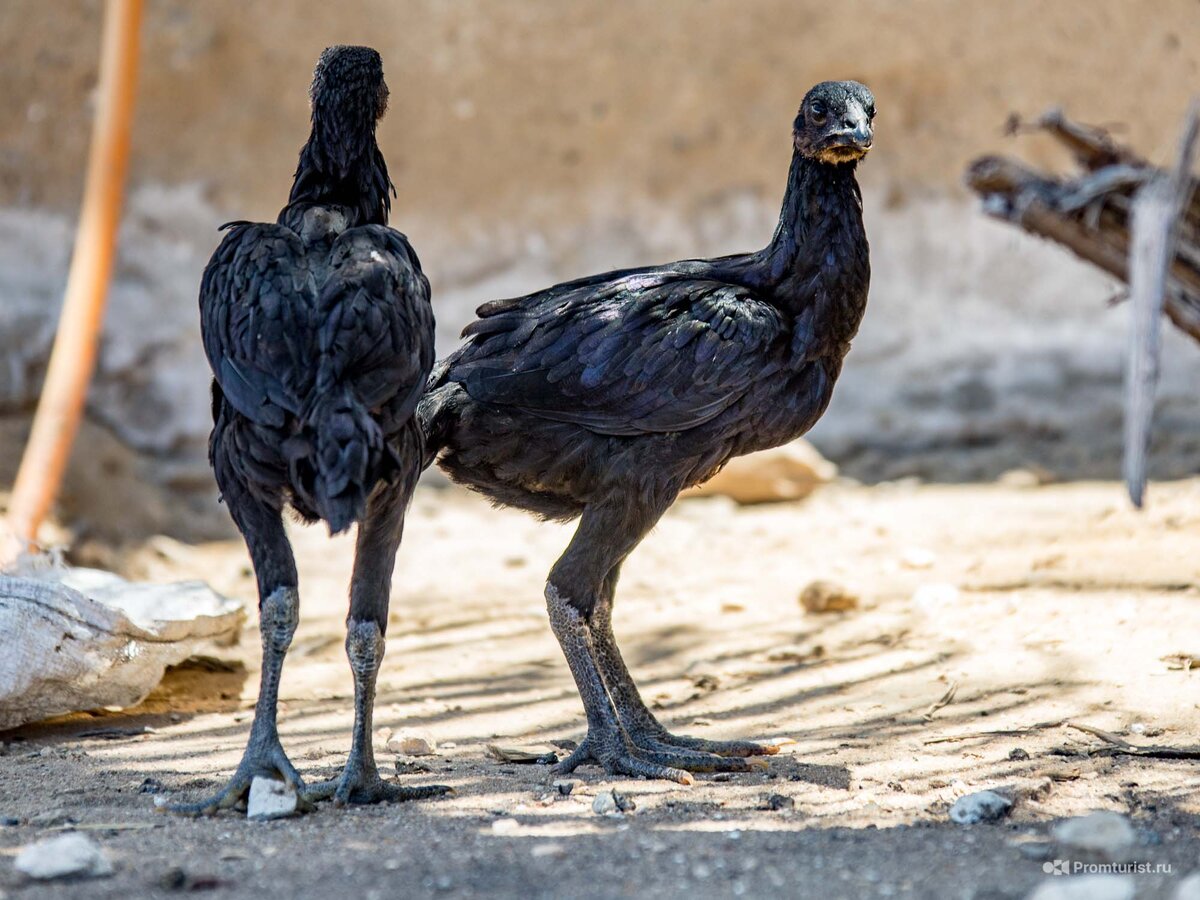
[965,113,1200,346]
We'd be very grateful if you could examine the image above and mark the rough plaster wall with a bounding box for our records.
[0,0,1197,538]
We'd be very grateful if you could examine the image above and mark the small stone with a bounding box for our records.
[387,731,437,757]
[592,790,635,815]
[139,777,164,794]
[683,439,836,504]
[553,779,579,797]
[1009,748,1031,761]
[757,793,794,811]
[1051,811,1136,862]
[1028,874,1135,900]
[486,744,558,764]
[490,817,520,835]
[15,832,113,880]
[1,816,20,826]
[800,580,859,614]
[530,842,566,858]
[949,790,1012,825]
[246,776,298,820]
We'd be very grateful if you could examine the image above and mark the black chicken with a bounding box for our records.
[421,81,875,783]
[170,46,446,812]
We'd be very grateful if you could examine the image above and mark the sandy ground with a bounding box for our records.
[2,478,1199,899]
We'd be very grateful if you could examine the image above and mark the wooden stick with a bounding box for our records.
[3,0,143,559]
[1124,102,1199,508]
[1068,722,1200,760]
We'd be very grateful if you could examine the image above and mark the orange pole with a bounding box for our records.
[4,0,143,559]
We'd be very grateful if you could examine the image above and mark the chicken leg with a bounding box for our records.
[546,502,775,783]
[305,478,451,805]
[167,475,307,815]
[589,574,779,760]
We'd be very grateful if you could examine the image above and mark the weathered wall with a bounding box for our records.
[4,1,1199,219]
[1,1,1198,540]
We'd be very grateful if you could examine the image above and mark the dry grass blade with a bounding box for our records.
[922,680,959,721]
[923,719,1066,746]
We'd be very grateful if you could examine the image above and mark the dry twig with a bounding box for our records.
[1067,722,1200,760]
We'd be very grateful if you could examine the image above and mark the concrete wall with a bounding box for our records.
[1,1,1198,540]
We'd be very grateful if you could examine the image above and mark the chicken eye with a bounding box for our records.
[866,103,876,120]
[809,104,827,125]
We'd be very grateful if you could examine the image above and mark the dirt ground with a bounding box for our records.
[2,478,1199,899]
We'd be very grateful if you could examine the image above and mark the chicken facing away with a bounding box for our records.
[422,81,875,783]
[169,46,445,813]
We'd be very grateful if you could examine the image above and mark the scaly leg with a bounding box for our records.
[591,577,778,759]
[306,476,451,805]
[167,476,307,815]
[545,502,762,783]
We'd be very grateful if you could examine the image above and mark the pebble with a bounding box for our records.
[387,731,437,757]
[486,744,558,764]
[490,818,521,835]
[949,790,1013,825]
[1051,811,1136,862]
[592,790,635,815]
[1027,874,1134,900]
[1009,748,1031,761]
[799,580,859,614]
[758,793,795,811]
[15,833,114,880]
[246,777,298,820]
[553,779,580,797]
